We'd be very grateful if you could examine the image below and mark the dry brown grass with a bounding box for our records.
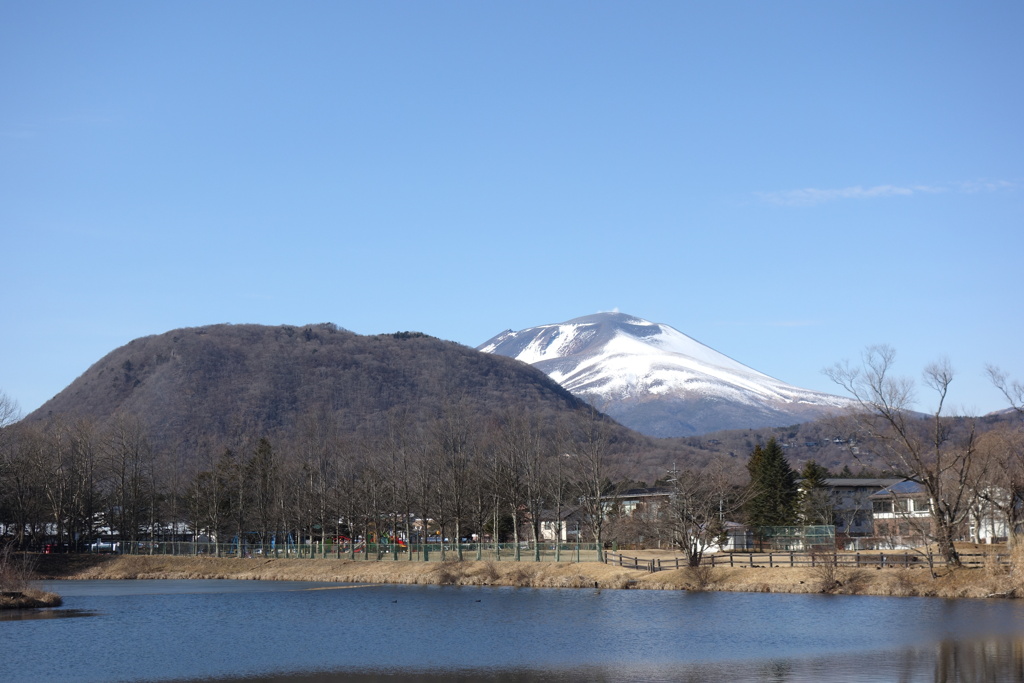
[1006,543,1024,597]
[0,588,62,609]
[0,545,35,592]
[809,553,841,593]
[684,563,717,591]
[33,553,1024,600]
[0,546,63,610]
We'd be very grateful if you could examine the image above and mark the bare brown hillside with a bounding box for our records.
[24,323,669,476]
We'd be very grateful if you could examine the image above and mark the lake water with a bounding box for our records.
[3,580,1024,682]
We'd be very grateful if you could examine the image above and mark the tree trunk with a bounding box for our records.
[935,515,961,568]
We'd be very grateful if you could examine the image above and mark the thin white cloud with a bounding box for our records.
[758,184,933,207]
[711,320,820,328]
[757,180,1017,207]
[955,179,1017,194]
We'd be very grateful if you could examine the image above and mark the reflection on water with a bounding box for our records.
[3,581,1024,682]
[175,640,1024,683]
[0,608,99,622]
[930,639,1024,682]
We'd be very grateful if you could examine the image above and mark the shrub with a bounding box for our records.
[0,544,35,593]
[810,552,840,593]
[429,558,464,585]
[685,563,717,591]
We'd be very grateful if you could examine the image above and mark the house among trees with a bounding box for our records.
[869,480,940,549]
[717,522,755,551]
[968,488,1019,544]
[825,478,902,544]
[606,487,674,517]
[537,508,586,543]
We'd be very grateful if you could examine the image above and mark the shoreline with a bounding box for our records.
[29,554,1024,600]
[1,589,62,610]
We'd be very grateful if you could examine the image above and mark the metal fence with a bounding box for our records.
[753,525,836,551]
[113,540,605,563]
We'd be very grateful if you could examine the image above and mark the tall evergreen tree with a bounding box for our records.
[799,460,833,525]
[745,437,799,529]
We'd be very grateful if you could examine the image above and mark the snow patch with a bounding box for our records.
[479,312,853,429]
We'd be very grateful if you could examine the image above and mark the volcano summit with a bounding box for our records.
[478,312,851,437]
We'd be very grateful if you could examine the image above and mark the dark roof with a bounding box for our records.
[538,507,584,522]
[824,478,902,488]
[613,487,674,499]
[869,480,927,498]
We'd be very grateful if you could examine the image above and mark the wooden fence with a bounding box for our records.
[605,551,1010,573]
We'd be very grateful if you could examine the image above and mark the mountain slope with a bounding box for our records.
[478,312,852,437]
[26,323,619,456]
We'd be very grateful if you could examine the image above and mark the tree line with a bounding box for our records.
[0,398,668,563]
[2,349,1021,571]
[0,395,869,570]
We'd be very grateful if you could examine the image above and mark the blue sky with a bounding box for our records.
[2,2,1021,418]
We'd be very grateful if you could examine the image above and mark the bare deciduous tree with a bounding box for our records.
[826,346,985,567]
[0,391,20,428]
[104,414,156,547]
[987,365,1024,415]
[489,412,526,560]
[665,462,745,566]
[564,408,615,563]
[247,437,280,546]
[377,410,420,560]
[979,366,1024,546]
[0,423,47,547]
[489,408,552,561]
[432,403,476,560]
[973,427,1024,546]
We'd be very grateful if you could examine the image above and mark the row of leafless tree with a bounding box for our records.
[3,350,1021,570]
[0,410,157,550]
[1,395,667,562]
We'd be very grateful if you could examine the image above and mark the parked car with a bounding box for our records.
[89,540,119,553]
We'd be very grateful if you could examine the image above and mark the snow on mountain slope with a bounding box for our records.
[478,312,851,437]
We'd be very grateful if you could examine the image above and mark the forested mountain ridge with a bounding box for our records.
[6,323,676,551]
[27,320,1001,485]
[26,323,646,460]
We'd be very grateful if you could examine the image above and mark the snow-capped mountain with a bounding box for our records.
[477,312,852,437]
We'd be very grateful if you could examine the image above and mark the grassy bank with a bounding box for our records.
[32,553,1024,600]
[0,589,62,610]
[1,547,62,610]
